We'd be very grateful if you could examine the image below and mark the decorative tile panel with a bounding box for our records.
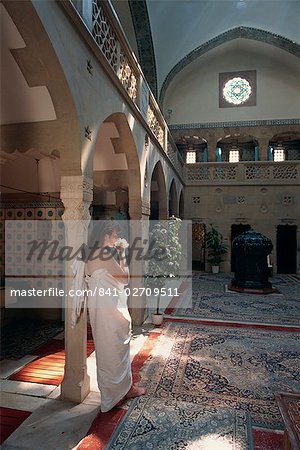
[0,204,65,279]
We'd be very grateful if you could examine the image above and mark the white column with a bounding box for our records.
[127,199,149,325]
[60,175,93,403]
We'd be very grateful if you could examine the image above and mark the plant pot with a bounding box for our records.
[151,313,164,326]
[212,265,220,274]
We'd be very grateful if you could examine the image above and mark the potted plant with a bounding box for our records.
[206,225,228,273]
[145,217,182,325]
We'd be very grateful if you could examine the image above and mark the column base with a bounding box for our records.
[61,371,90,403]
[227,284,279,295]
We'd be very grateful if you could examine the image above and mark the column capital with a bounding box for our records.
[61,175,93,220]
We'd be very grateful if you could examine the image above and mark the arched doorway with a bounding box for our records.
[217,135,258,162]
[92,113,141,223]
[150,161,167,220]
[192,222,206,270]
[179,190,184,219]
[277,225,297,273]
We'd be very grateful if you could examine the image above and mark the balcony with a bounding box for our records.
[64,0,185,179]
[184,161,300,185]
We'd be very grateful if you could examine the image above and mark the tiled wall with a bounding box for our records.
[0,203,64,283]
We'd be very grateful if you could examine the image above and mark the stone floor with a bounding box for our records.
[1,273,299,449]
[1,321,157,450]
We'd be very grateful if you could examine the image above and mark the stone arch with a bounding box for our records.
[92,112,142,220]
[1,1,82,174]
[160,27,300,105]
[270,131,300,141]
[217,134,258,161]
[149,160,167,220]
[168,179,178,217]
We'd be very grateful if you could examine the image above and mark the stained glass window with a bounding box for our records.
[223,77,252,105]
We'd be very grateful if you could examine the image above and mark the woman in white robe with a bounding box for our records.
[85,220,146,412]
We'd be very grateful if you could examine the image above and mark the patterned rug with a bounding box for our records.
[0,319,64,360]
[168,274,300,326]
[106,321,299,450]
[107,398,253,450]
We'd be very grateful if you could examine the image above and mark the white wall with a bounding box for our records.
[164,39,300,124]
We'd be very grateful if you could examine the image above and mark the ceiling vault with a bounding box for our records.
[159,27,300,105]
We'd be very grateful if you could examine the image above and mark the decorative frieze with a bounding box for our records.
[170,118,300,130]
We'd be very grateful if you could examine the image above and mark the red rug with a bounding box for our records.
[253,428,284,450]
[0,407,31,444]
[9,336,94,385]
[77,331,161,450]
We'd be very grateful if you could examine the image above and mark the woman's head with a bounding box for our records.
[87,219,120,251]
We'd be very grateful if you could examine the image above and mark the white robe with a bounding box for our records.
[85,268,132,412]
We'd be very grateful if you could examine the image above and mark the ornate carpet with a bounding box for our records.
[168,274,300,326]
[107,398,252,449]
[106,322,300,449]
[0,319,64,360]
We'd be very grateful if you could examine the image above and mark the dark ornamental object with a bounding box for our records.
[229,229,277,294]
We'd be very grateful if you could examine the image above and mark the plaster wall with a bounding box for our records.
[1,156,60,193]
[184,184,300,273]
[164,40,300,124]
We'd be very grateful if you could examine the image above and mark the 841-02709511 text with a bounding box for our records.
[97,287,180,297]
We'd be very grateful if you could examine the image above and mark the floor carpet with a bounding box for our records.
[0,407,31,444]
[107,398,253,450]
[77,331,161,450]
[102,320,300,449]
[112,321,299,435]
[167,274,300,327]
[252,428,283,450]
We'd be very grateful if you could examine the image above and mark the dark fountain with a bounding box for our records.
[228,229,278,294]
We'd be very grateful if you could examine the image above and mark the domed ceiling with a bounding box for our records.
[112,0,300,100]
